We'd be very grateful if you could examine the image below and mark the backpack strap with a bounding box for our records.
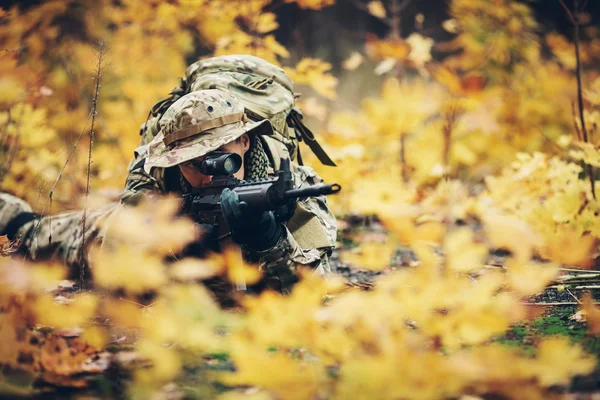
[287,108,336,167]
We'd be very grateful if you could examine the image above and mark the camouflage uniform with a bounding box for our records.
[0,56,337,292]
[0,193,119,268]
[123,89,336,288]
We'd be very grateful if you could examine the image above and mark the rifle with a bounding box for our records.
[182,152,340,228]
[181,152,340,290]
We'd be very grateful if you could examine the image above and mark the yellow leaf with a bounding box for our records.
[406,33,434,69]
[506,260,558,297]
[374,58,397,75]
[296,97,327,121]
[263,34,290,58]
[135,339,181,383]
[34,293,98,329]
[535,337,596,386]
[442,19,459,33]
[169,257,223,281]
[222,342,327,400]
[341,241,395,271]
[366,36,410,60]
[580,292,600,335]
[91,246,167,293]
[102,197,198,255]
[284,0,335,10]
[218,390,273,400]
[256,12,279,33]
[223,246,262,286]
[414,221,446,245]
[367,1,386,18]
[540,228,597,268]
[584,77,600,105]
[101,298,144,328]
[342,51,363,71]
[481,211,540,264]
[0,77,25,103]
[81,326,108,349]
[285,58,337,99]
[445,228,488,273]
[546,33,577,69]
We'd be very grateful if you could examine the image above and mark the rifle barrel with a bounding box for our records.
[284,183,341,199]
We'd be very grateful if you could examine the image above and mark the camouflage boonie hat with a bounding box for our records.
[145,90,273,171]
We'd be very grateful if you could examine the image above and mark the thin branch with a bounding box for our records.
[263,0,285,13]
[566,288,582,304]
[27,111,93,255]
[559,267,600,273]
[571,101,582,141]
[397,0,415,13]
[522,302,598,306]
[572,1,588,143]
[80,40,107,291]
[442,104,459,173]
[558,0,595,199]
[389,0,401,38]
[581,0,589,11]
[572,0,595,198]
[400,134,409,183]
[558,0,575,24]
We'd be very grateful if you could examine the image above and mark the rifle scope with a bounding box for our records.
[196,152,242,176]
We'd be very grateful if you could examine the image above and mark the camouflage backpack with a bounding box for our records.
[140,54,335,170]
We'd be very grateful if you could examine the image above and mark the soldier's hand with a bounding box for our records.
[220,188,282,251]
[181,223,220,257]
[274,197,297,223]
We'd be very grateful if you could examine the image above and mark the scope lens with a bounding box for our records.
[223,157,234,173]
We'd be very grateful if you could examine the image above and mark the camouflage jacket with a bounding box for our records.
[121,139,337,290]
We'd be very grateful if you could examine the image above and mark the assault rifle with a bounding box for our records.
[181,152,340,290]
[182,152,340,232]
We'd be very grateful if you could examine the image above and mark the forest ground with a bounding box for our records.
[15,216,600,399]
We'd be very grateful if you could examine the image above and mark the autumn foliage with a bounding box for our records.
[1,0,600,399]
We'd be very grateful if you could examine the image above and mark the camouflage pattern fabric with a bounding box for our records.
[122,139,336,288]
[145,90,273,170]
[0,192,119,267]
[134,54,298,173]
[125,89,336,289]
[1,85,337,293]
[186,54,294,135]
[0,193,33,234]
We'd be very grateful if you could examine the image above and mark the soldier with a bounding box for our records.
[0,88,337,293]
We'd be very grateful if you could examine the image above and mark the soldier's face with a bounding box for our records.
[178,134,250,187]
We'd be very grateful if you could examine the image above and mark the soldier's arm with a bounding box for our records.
[120,150,168,205]
[244,164,337,292]
[0,193,120,267]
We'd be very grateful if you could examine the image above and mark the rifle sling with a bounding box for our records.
[289,111,336,167]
